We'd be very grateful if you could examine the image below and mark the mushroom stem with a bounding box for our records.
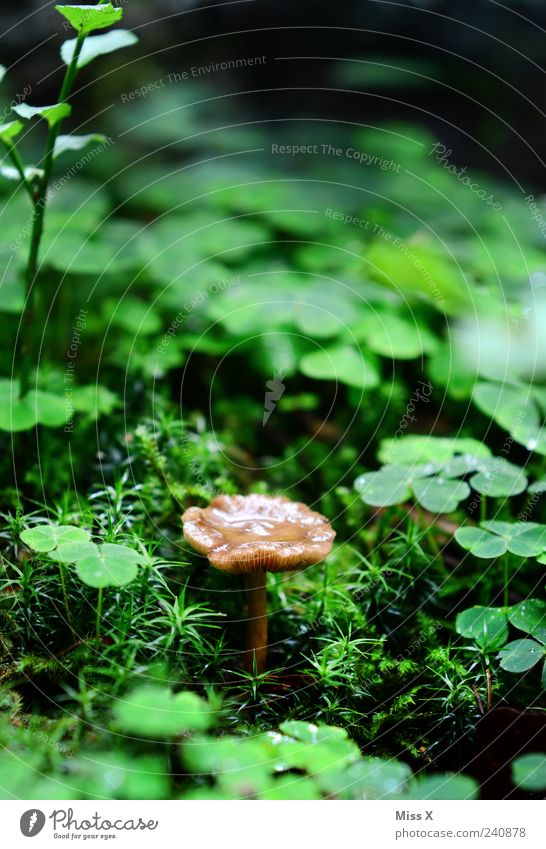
[245,569,268,674]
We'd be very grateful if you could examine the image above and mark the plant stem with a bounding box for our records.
[3,143,34,200]
[245,569,268,674]
[502,553,509,608]
[58,562,74,636]
[17,31,86,397]
[480,495,487,523]
[96,586,103,641]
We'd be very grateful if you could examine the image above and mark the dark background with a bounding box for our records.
[1,0,545,189]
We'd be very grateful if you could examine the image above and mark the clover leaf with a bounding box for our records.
[411,477,470,513]
[72,543,144,588]
[21,523,91,553]
[300,345,380,390]
[356,439,530,515]
[498,639,545,673]
[377,435,490,466]
[0,381,70,431]
[455,606,509,649]
[512,753,546,791]
[455,522,546,559]
[508,600,546,644]
[115,685,214,738]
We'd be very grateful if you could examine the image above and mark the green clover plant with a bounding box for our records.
[456,599,546,688]
[354,435,528,514]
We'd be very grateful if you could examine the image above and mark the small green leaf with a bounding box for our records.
[115,685,213,738]
[528,478,546,494]
[354,467,411,507]
[54,133,106,158]
[411,477,470,513]
[407,773,478,800]
[454,527,508,558]
[0,120,23,143]
[70,384,119,418]
[498,639,544,673]
[507,525,546,557]
[512,753,546,791]
[55,3,123,35]
[13,102,71,126]
[300,345,379,389]
[21,524,90,553]
[377,435,490,466]
[509,600,546,644]
[75,543,143,588]
[61,30,138,68]
[470,458,527,498]
[456,606,509,649]
[49,541,96,562]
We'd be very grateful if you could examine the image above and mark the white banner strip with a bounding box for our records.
[1,800,544,848]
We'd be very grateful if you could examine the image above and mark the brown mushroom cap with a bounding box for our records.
[182,493,335,574]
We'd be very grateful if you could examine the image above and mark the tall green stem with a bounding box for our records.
[96,586,103,641]
[17,32,86,397]
[502,553,509,608]
[58,562,74,637]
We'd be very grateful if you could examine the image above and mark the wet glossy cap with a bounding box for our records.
[182,493,335,574]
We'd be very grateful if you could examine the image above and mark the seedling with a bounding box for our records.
[0,4,137,429]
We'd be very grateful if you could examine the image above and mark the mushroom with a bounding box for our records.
[182,493,335,673]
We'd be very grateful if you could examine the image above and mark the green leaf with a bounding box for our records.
[455,606,509,649]
[470,458,527,498]
[75,543,143,588]
[334,757,412,800]
[411,476,470,513]
[0,382,68,431]
[365,240,472,315]
[0,120,23,143]
[473,381,535,433]
[512,753,546,791]
[279,721,350,746]
[300,345,380,389]
[506,525,546,557]
[49,541,96,563]
[377,435,490,466]
[498,639,544,673]
[407,773,478,800]
[363,312,438,359]
[55,3,123,34]
[354,467,411,507]
[53,132,106,158]
[454,527,508,558]
[20,524,90,553]
[528,478,546,494]
[115,685,213,738]
[13,102,71,126]
[61,29,137,68]
[509,600,546,644]
[70,384,119,418]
